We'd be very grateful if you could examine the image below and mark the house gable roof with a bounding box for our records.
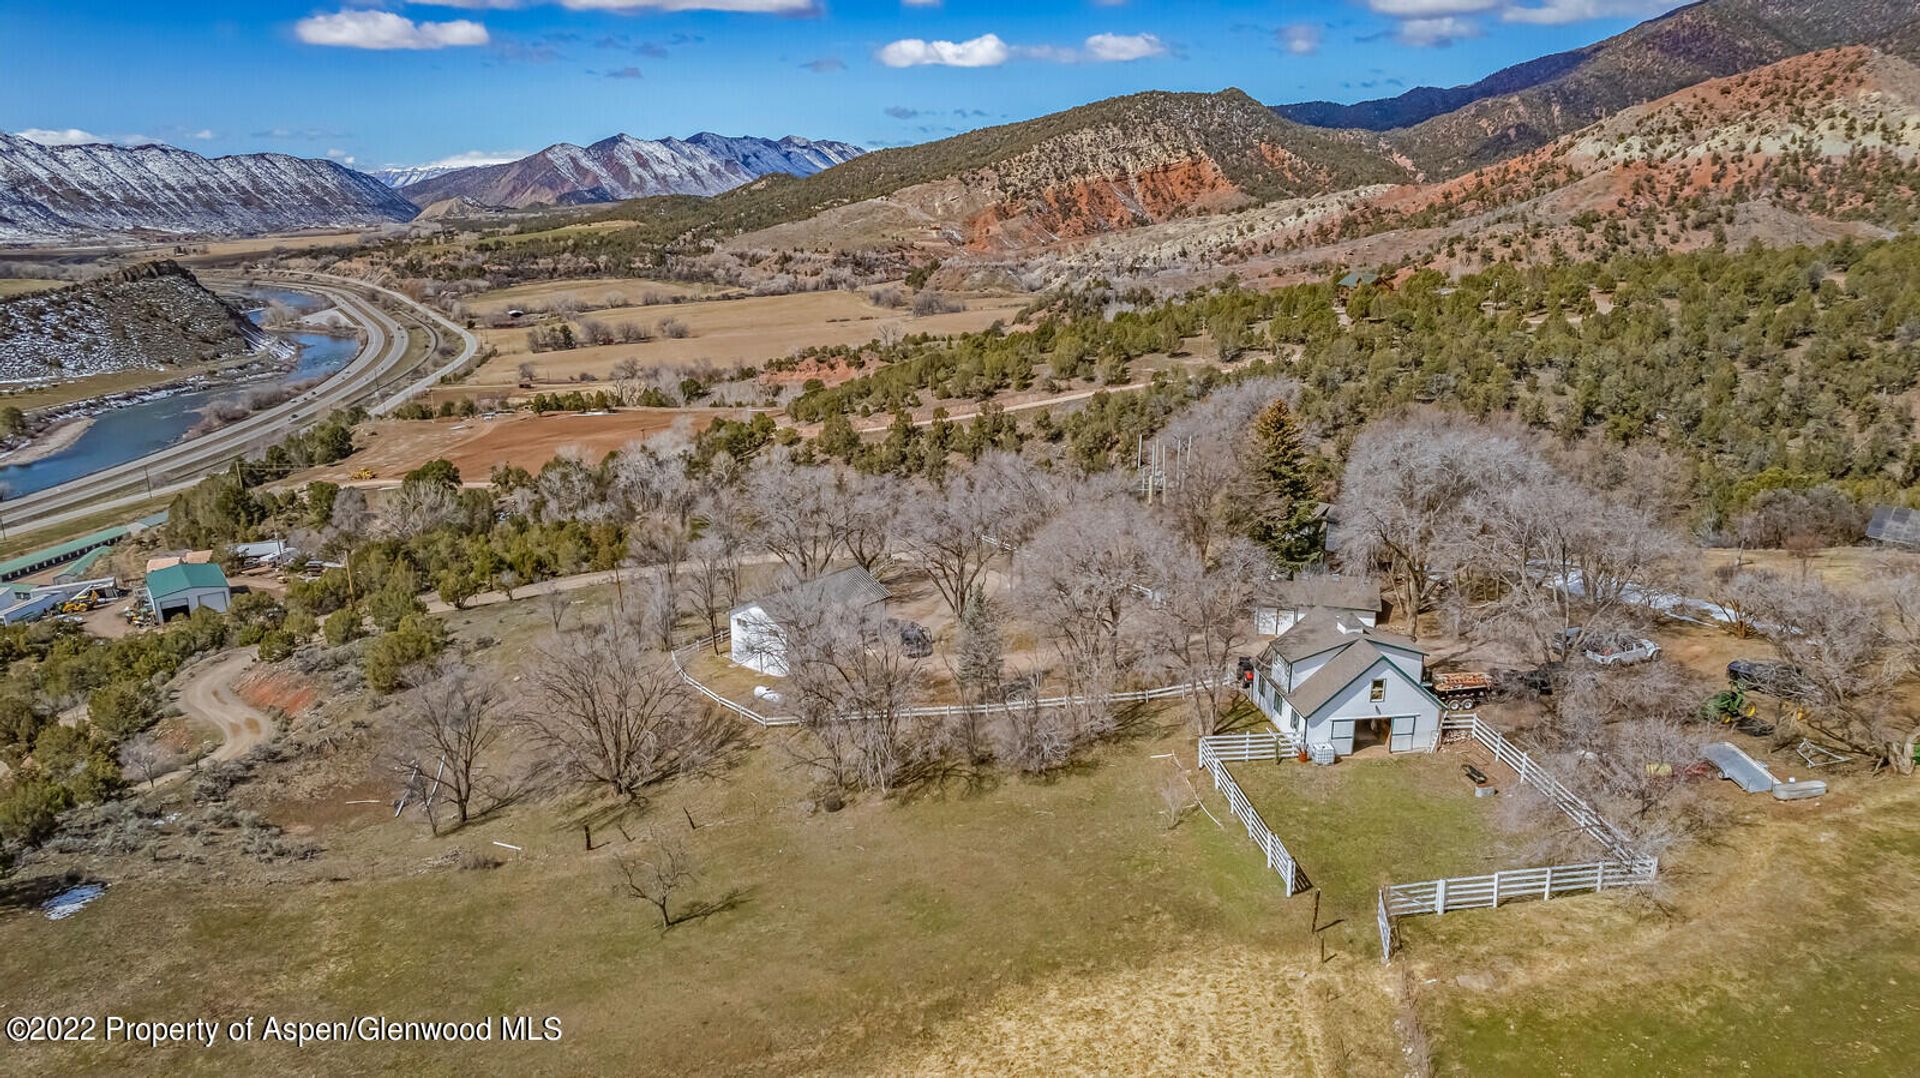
[1257,607,1420,667]
[731,566,887,619]
[1266,574,1380,615]
[1286,644,1430,720]
[146,562,229,599]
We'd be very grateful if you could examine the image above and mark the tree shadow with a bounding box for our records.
[666,885,753,930]
[0,872,101,915]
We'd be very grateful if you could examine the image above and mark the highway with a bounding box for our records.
[0,271,479,540]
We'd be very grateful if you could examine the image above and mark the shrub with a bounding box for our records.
[323,608,361,647]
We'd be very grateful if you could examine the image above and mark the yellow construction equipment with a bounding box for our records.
[350,468,376,480]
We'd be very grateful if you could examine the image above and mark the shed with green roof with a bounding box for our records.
[145,562,231,619]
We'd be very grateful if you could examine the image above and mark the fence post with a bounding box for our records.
[1491,871,1501,908]
[1434,877,1448,915]
[1543,865,1554,899]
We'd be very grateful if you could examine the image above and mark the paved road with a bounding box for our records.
[0,271,478,540]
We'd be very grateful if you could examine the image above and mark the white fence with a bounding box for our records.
[1374,714,1660,962]
[1381,860,1656,919]
[1197,733,1304,894]
[670,634,798,727]
[1441,714,1640,863]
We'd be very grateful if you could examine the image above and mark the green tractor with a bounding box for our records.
[1700,688,1757,726]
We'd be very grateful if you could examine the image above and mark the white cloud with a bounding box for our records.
[1365,0,1499,13]
[295,11,490,50]
[185,129,216,140]
[1278,23,1321,55]
[1396,16,1483,46]
[880,31,1168,68]
[1502,0,1685,25]
[426,1,820,10]
[900,0,942,7]
[414,150,525,169]
[326,148,358,165]
[1082,32,1166,62]
[878,33,1011,68]
[14,128,107,146]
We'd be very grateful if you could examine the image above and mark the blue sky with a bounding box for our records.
[3,2,1687,171]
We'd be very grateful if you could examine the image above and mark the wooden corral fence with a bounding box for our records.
[1377,891,1394,962]
[1374,715,1660,963]
[1197,732,1305,894]
[1441,714,1641,863]
[670,633,799,727]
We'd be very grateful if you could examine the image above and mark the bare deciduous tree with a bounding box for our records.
[1018,499,1166,742]
[743,456,843,579]
[1333,415,1536,638]
[901,452,1055,618]
[1145,536,1267,735]
[1458,464,1686,667]
[400,658,508,829]
[759,585,928,794]
[1740,570,1920,769]
[615,835,698,929]
[525,605,731,799]
[118,734,176,789]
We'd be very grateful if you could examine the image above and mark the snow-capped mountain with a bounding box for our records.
[367,165,467,189]
[0,133,419,243]
[398,132,866,209]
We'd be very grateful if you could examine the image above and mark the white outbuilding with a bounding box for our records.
[1246,608,1443,760]
[1254,574,1381,637]
[729,566,888,677]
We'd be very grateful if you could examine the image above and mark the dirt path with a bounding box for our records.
[161,649,276,781]
[425,554,785,614]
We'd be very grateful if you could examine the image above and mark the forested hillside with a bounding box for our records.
[774,235,1920,529]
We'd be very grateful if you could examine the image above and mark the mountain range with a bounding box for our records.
[1277,0,1920,176]
[6,0,1919,258]
[367,164,469,189]
[0,134,418,243]
[396,133,866,209]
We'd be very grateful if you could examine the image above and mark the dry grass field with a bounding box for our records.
[287,409,760,485]
[0,278,62,298]
[469,290,1027,389]
[1699,544,1920,589]
[462,277,720,318]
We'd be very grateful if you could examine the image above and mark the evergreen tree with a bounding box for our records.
[1246,398,1320,564]
[954,585,1004,704]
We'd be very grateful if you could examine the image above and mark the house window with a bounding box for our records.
[1369,678,1386,702]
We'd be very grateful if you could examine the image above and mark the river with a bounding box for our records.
[0,288,358,498]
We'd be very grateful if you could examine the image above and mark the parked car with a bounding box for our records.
[1564,628,1660,666]
[890,619,933,659]
[1727,659,1816,700]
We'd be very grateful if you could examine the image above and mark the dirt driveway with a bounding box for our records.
[175,648,276,767]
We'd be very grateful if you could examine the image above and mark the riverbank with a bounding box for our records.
[0,416,94,467]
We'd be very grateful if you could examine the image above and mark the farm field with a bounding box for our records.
[470,289,1027,389]
[0,278,62,298]
[1698,544,1920,589]
[288,409,761,485]
[462,277,720,318]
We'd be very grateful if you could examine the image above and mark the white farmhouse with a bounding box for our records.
[1246,608,1443,759]
[729,566,888,677]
